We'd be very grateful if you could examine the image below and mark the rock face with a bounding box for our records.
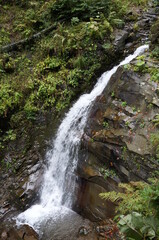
[78,49,159,220]
[0,111,61,224]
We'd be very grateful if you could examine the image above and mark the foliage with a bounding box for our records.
[151,46,159,60]
[100,180,159,239]
[151,132,159,160]
[121,101,127,108]
[47,0,111,22]
[100,180,159,216]
[118,212,159,240]
[0,82,22,117]
[0,0,153,147]
[100,167,116,179]
[152,114,159,127]
[133,60,147,72]
[103,121,110,129]
[3,130,16,141]
[1,158,17,173]
[150,68,159,82]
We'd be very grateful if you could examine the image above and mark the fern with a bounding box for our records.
[100,180,158,216]
[100,180,159,239]
[99,191,125,202]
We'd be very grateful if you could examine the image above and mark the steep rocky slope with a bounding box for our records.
[77,18,159,221]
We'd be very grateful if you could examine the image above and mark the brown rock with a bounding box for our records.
[1,231,7,240]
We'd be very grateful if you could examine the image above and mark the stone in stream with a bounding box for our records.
[0,225,39,240]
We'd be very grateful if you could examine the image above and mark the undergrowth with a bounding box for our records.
[100,179,159,240]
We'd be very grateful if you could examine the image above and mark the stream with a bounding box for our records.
[16,44,149,239]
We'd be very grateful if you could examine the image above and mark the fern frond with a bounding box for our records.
[118,182,134,192]
[99,191,125,202]
[118,181,147,193]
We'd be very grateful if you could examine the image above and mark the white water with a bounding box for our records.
[16,45,149,231]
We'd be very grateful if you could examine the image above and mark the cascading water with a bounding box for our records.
[16,45,149,233]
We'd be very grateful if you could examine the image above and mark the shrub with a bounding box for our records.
[0,83,22,117]
[100,180,159,240]
[48,0,111,22]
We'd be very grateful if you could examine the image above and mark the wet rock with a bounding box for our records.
[16,224,39,240]
[78,226,90,236]
[113,29,129,51]
[0,225,39,240]
[77,177,117,221]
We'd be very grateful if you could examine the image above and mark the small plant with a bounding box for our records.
[151,46,159,60]
[125,121,130,127]
[121,101,127,108]
[71,17,80,25]
[123,64,131,70]
[3,130,16,141]
[148,103,153,109]
[90,138,94,143]
[111,18,125,29]
[121,146,127,160]
[1,158,16,173]
[150,68,159,82]
[102,43,112,52]
[100,180,159,240]
[134,60,147,72]
[103,121,109,129]
[111,91,115,97]
[132,106,137,112]
[139,120,145,129]
[151,132,159,159]
[152,114,159,127]
[100,167,116,179]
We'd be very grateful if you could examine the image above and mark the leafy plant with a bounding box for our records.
[151,46,159,60]
[125,121,130,127]
[3,130,16,141]
[111,91,115,97]
[71,17,80,25]
[118,212,159,240]
[100,167,116,179]
[48,0,111,22]
[121,101,127,108]
[134,60,146,72]
[100,180,159,239]
[151,132,159,159]
[152,114,159,127]
[0,83,22,117]
[103,121,110,129]
[150,68,159,82]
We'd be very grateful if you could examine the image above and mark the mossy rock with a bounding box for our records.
[150,20,159,44]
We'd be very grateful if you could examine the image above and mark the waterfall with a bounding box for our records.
[16,45,149,231]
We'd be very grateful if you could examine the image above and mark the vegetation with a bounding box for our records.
[100,167,116,179]
[151,132,159,161]
[100,179,159,239]
[0,0,150,153]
